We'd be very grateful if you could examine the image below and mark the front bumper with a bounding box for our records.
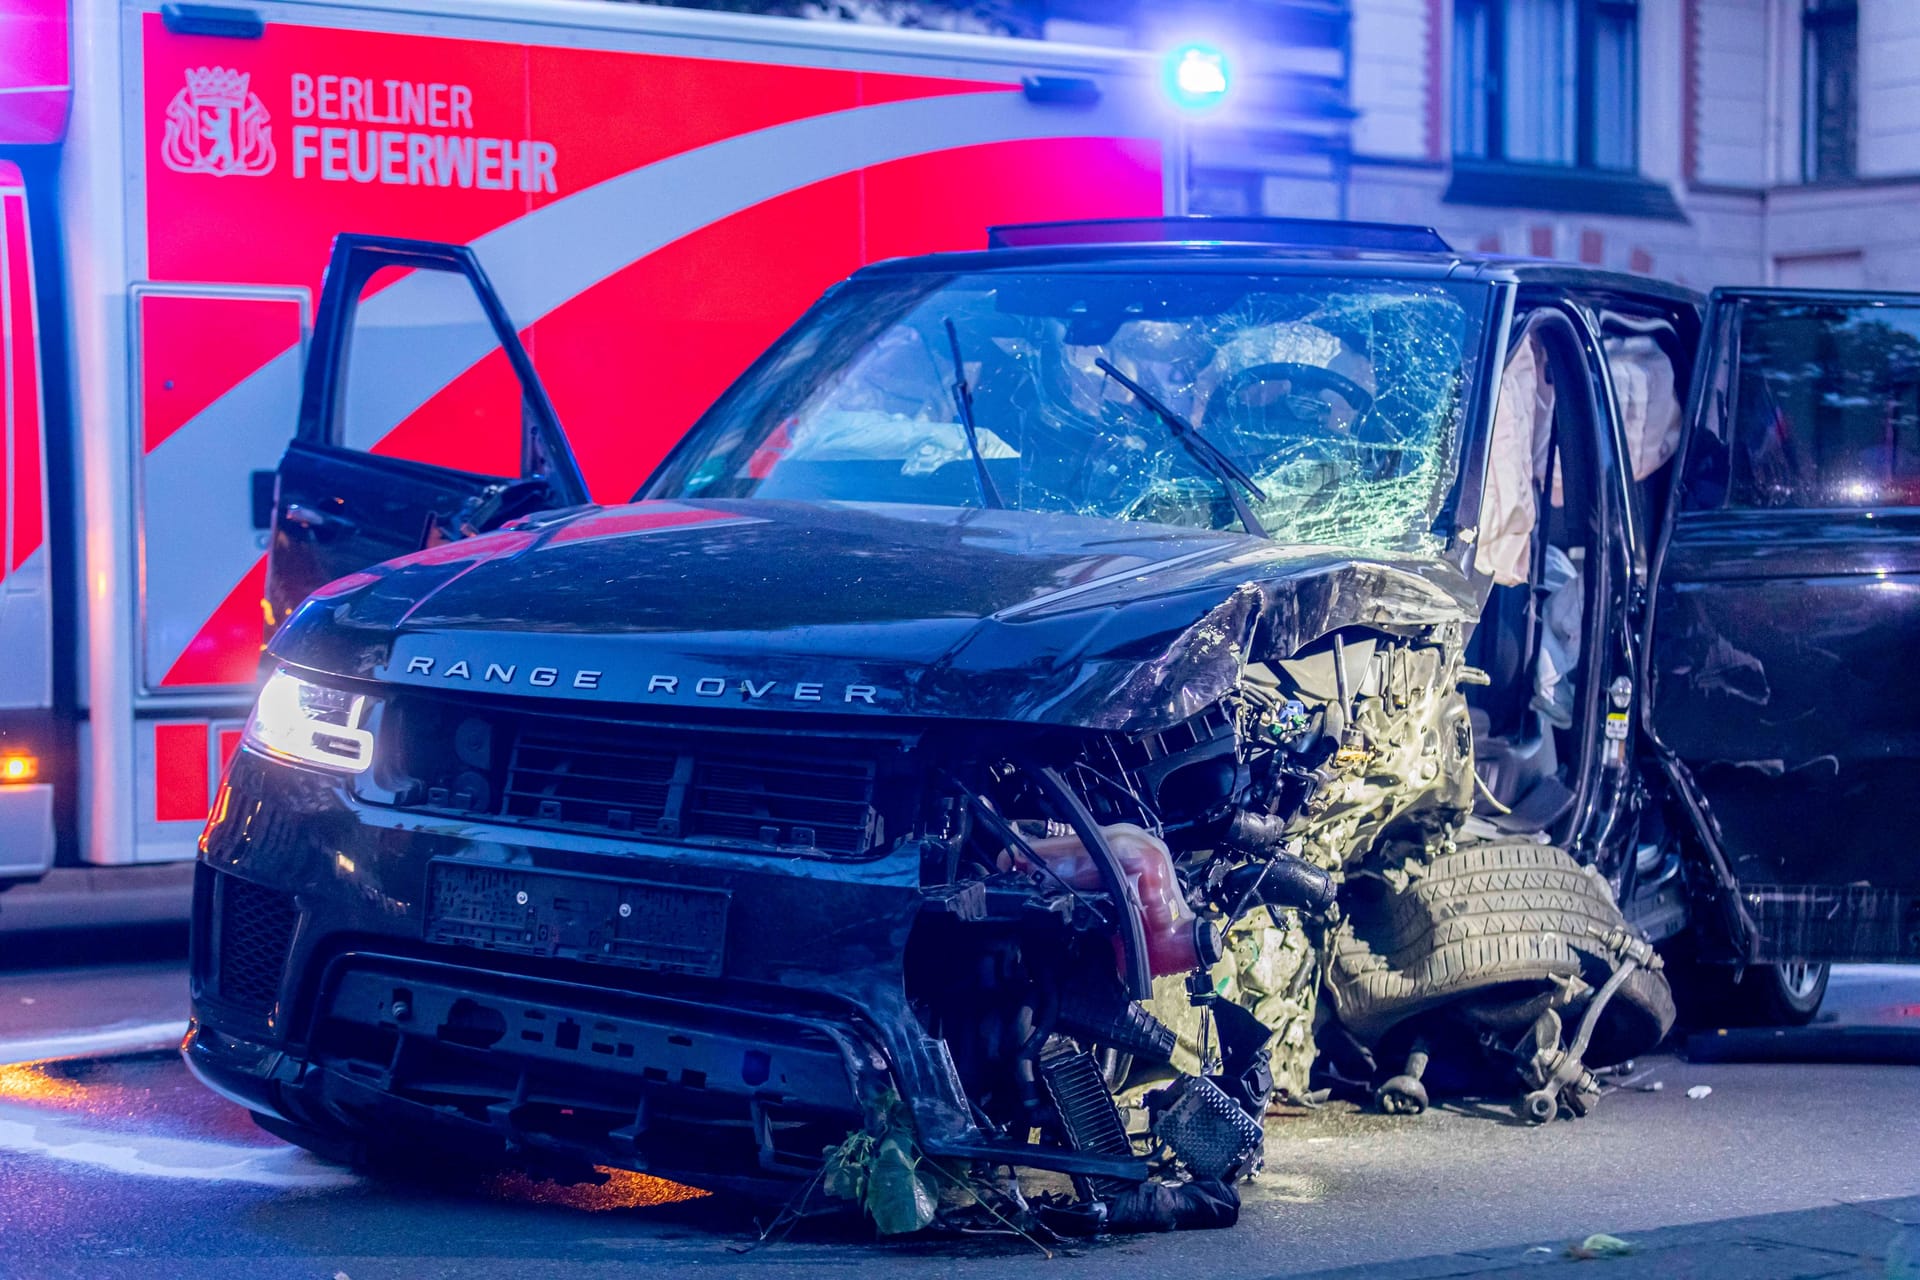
[185,953,886,1189]
[192,748,1148,1189]
[189,748,945,1189]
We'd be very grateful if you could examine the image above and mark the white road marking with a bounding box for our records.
[0,1020,189,1065]
[0,1103,359,1188]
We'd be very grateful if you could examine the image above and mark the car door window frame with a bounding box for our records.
[1586,299,1697,586]
[296,234,588,507]
[1674,287,1920,519]
[1466,297,1625,859]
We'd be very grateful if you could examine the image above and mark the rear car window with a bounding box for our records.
[1717,299,1920,510]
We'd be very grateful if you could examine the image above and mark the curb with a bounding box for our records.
[0,1019,190,1066]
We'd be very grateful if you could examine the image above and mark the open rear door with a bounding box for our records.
[1649,288,1920,962]
[263,235,588,625]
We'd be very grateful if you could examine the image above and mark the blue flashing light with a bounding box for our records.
[1164,43,1231,113]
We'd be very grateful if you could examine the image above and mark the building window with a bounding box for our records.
[1453,0,1638,172]
[1803,0,1857,181]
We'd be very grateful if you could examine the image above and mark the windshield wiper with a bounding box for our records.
[1093,357,1269,537]
[942,318,1004,509]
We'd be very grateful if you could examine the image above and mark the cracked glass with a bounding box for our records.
[653,271,1489,554]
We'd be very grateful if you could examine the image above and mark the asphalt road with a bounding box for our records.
[1,949,1917,1280]
[0,925,190,1061]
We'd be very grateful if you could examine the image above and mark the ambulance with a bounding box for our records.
[0,0,1203,922]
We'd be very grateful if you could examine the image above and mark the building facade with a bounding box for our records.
[1042,0,1918,290]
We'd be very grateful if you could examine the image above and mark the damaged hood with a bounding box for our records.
[273,500,1475,732]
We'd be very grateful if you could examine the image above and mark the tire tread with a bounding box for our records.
[1326,841,1675,1059]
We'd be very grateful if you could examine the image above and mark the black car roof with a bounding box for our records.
[852,222,1703,309]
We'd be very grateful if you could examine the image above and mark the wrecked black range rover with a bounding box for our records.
[188,222,1919,1230]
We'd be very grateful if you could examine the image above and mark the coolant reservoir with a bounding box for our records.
[1010,823,1202,976]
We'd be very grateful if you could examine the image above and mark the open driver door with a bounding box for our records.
[261,234,589,627]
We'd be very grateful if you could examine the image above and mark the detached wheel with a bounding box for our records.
[1742,961,1829,1027]
[1324,841,1676,1067]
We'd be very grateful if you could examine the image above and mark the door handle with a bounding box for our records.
[282,503,355,541]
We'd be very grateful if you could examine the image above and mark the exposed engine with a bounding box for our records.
[890,623,1511,1232]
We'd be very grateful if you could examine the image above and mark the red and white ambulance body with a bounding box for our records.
[0,0,1181,909]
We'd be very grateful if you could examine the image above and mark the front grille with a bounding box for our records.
[396,702,893,859]
[685,754,877,855]
[503,725,678,831]
[503,724,879,856]
[215,874,298,1015]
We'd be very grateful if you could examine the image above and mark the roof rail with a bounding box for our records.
[985,216,1454,254]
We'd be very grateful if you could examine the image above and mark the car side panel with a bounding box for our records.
[1652,511,1920,905]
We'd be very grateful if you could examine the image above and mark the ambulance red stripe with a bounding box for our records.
[0,0,71,145]
[153,722,211,824]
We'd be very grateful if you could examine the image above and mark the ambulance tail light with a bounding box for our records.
[242,668,378,775]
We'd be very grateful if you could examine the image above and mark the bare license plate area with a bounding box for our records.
[426,863,729,977]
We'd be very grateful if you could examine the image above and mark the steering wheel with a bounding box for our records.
[1210,361,1374,431]
[1210,361,1399,484]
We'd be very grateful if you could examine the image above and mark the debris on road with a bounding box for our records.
[1604,1065,1664,1093]
[1685,1085,1713,1099]
[1567,1233,1635,1259]
[820,1092,944,1236]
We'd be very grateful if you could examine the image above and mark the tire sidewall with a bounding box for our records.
[1754,961,1830,1024]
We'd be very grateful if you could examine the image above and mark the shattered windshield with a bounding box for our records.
[651,270,1488,553]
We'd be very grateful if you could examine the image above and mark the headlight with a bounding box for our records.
[243,668,378,774]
